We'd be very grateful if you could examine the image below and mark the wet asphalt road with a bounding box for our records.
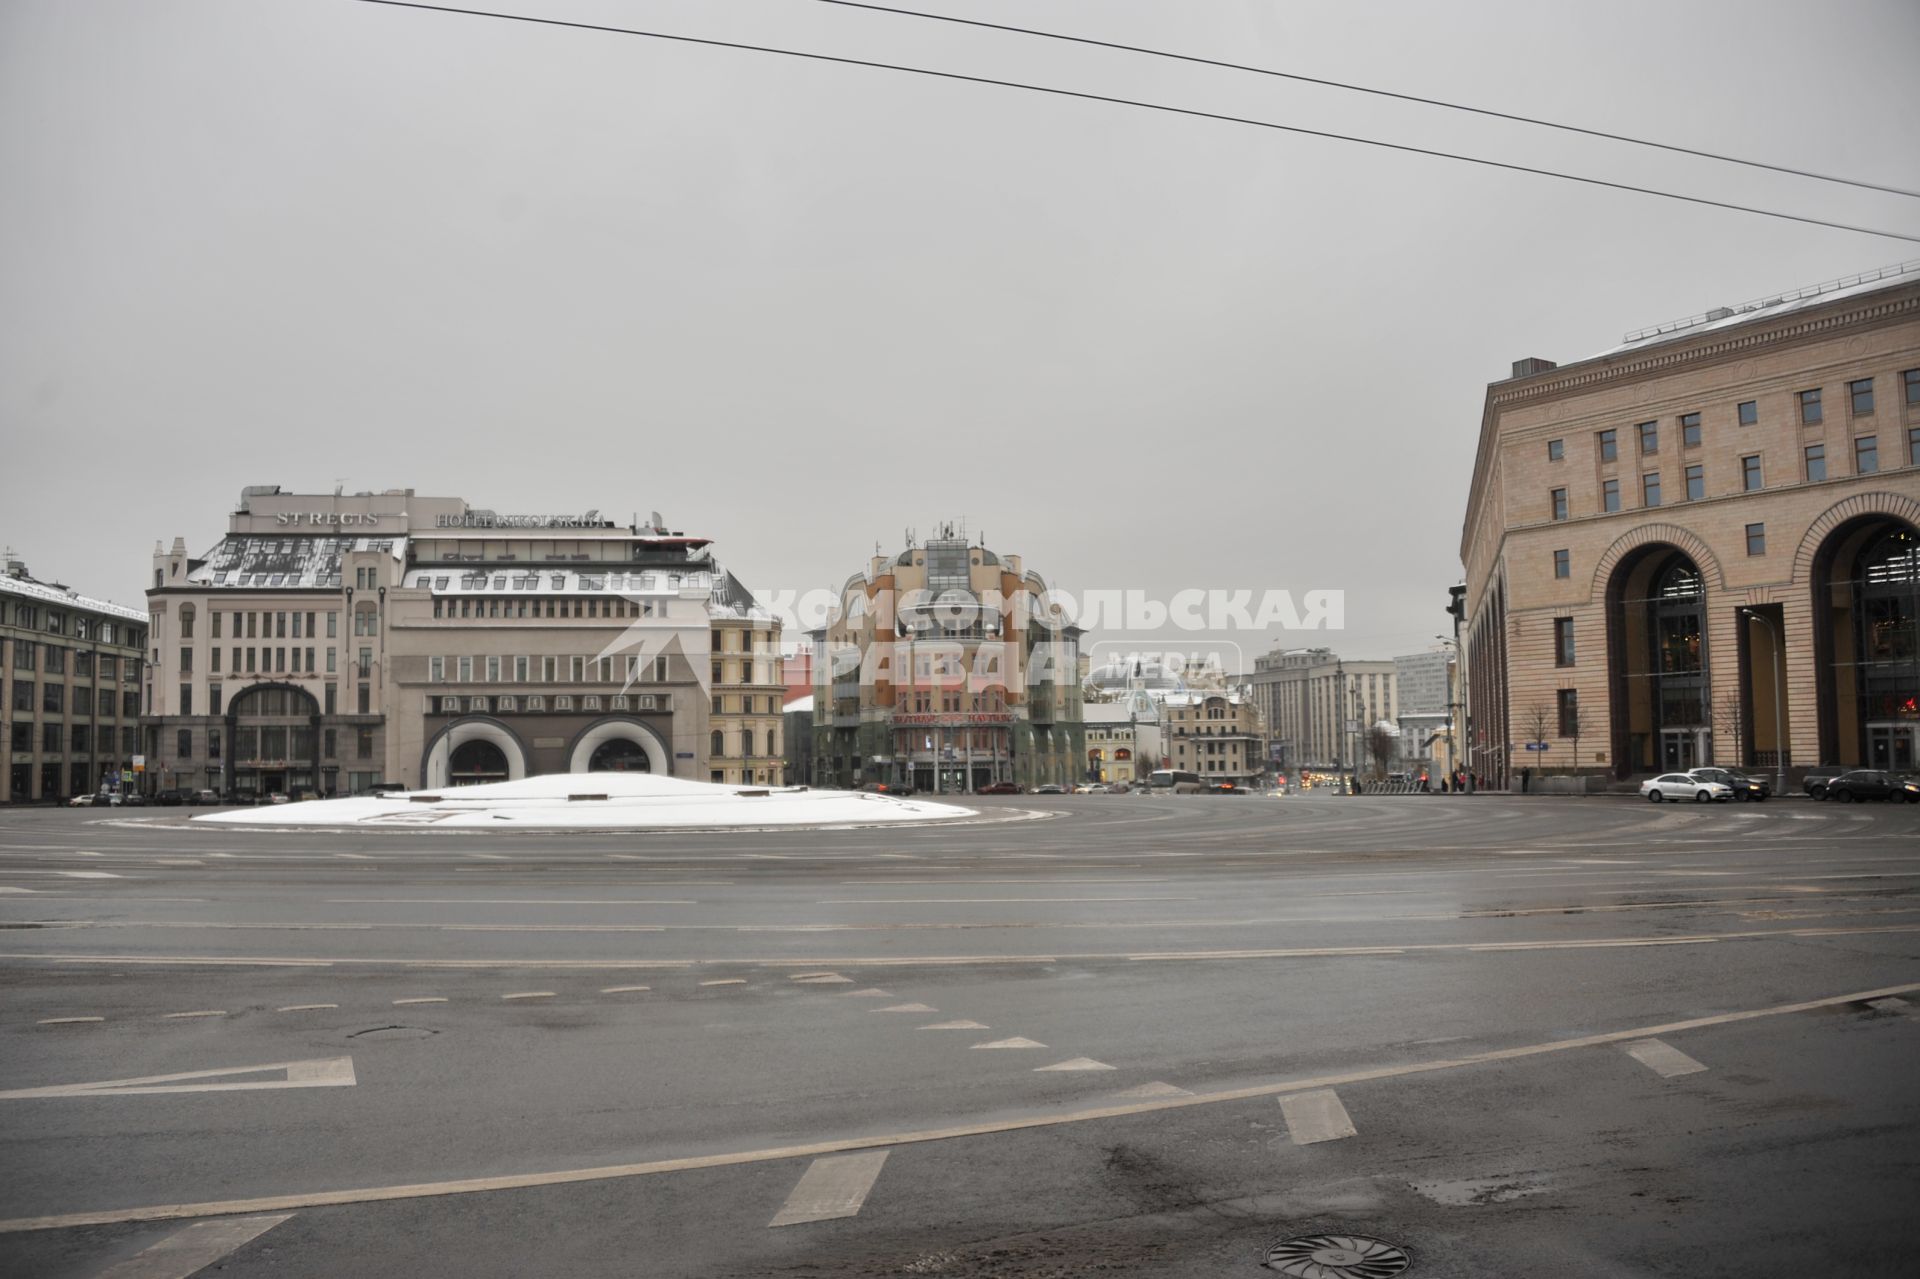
[0,791,1916,1278]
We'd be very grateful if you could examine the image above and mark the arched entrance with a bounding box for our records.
[589,738,652,772]
[227,683,321,800]
[1813,518,1920,769]
[449,740,510,785]
[566,718,671,776]
[1607,546,1709,776]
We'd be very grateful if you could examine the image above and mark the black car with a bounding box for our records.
[1687,767,1770,801]
[152,788,191,807]
[1803,768,1845,798]
[1823,770,1920,803]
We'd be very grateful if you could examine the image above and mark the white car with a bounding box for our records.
[67,793,99,807]
[1640,773,1732,803]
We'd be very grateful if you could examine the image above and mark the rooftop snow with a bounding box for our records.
[0,573,148,623]
[188,536,406,590]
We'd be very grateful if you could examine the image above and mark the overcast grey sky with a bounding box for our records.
[4,0,1917,661]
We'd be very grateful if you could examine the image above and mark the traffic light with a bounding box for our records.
[1445,585,1466,621]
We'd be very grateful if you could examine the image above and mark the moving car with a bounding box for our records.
[1640,773,1732,803]
[974,781,1021,795]
[1031,783,1067,794]
[152,788,191,807]
[191,789,221,805]
[1687,767,1771,801]
[67,793,100,807]
[1071,783,1101,793]
[1822,770,1920,803]
[1145,768,1203,794]
[1802,768,1845,799]
[857,781,915,797]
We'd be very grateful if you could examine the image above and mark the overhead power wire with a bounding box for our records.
[348,0,1920,245]
[809,0,1920,201]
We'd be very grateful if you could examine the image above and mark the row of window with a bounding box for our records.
[172,726,375,763]
[0,603,142,647]
[1550,428,1916,522]
[430,693,660,715]
[1547,371,1920,466]
[714,694,785,715]
[432,596,661,620]
[712,728,779,759]
[427,654,674,685]
[180,607,338,642]
[196,645,340,677]
[166,682,368,718]
[711,629,776,653]
[433,570,695,592]
[8,681,141,717]
[7,640,140,681]
[6,722,141,755]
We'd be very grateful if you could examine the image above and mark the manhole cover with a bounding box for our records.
[1262,1233,1410,1277]
[347,1026,437,1041]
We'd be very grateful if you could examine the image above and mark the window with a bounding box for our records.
[1855,435,1878,474]
[209,684,222,716]
[1642,472,1661,507]
[1909,426,1920,467]
[1553,550,1570,579]
[1737,400,1758,426]
[514,656,529,682]
[1680,412,1702,448]
[44,644,65,674]
[357,728,373,760]
[1596,430,1616,462]
[1557,689,1580,738]
[1602,478,1620,512]
[74,686,92,715]
[43,723,61,752]
[1805,442,1826,481]
[180,685,191,716]
[13,638,33,671]
[179,604,195,639]
[1849,378,1874,416]
[1684,464,1704,501]
[209,729,222,760]
[211,646,220,671]
[1740,454,1762,492]
[8,724,25,752]
[1547,439,1564,461]
[1554,617,1575,667]
[1746,523,1766,556]
[1638,421,1658,454]
[179,646,193,673]
[429,657,444,682]
[326,612,338,639]
[486,656,500,683]
[1550,488,1568,521]
[1799,388,1822,424]
[177,729,192,760]
[1905,368,1920,406]
[324,729,336,759]
[325,683,337,715]
[711,730,725,758]
[357,684,370,715]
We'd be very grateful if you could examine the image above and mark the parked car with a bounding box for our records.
[1687,767,1770,801]
[152,788,191,807]
[857,781,915,797]
[1031,783,1067,794]
[1823,770,1920,803]
[1071,783,1102,794]
[266,792,291,805]
[974,781,1021,795]
[1208,781,1249,794]
[119,792,146,807]
[67,793,99,807]
[1105,782,1133,794]
[1640,773,1732,803]
[191,789,221,806]
[1803,768,1846,799]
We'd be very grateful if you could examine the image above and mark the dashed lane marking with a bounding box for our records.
[918,1020,988,1030]
[161,1011,226,1020]
[88,1212,293,1279]
[818,897,1191,904]
[1035,1057,1114,1072]
[872,1003,936,1013]
[501,992,555,1001]
[392,997,447,1006]
[276,1005,337,1012]
[1278,1089,1357,1144]
[37,1017,104,1025]
[599,985,650,994]
[0,1057,356,1100]
[699,979,747,987]
[1621,1038,1709,1077]
[767,1151,889,1227]
[971,1037,1046,1050]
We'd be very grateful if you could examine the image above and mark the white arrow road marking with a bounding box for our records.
[89,1213,293,1279]
[970,1037,1046,1050]
[1111,1081,1192,1099]
[918,1020,988,1030]
[872,1003,936,1013]
[845,988,893,998]
[1867,996,1912,1015]
[0,1057,355,1099]
[1034,1058,1114,1072]
[1278,1089,1357,1144]
[767,1151,888,1227]
[1621,1037,1708,1077]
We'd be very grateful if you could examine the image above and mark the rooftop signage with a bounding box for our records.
[274,512,386,527]
[436,511,607,529]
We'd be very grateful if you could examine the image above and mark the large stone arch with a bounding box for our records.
[1588,523,1726,603]
[1802,494,1920,767]
[1603,538,1712,779]
[566,717,672,776]
[1792,490,1920,582]
[420,717,531,789]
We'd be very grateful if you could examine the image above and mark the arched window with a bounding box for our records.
[711,730,726,758]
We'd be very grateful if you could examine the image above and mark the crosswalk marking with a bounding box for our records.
[970,1037,1045,1050]
[89,1213,293,1279]
[1621,1037,1708,1077]
[767,1151,888,1227]
[1034,1057,1114,1072]
[1278,1089,1357,1144]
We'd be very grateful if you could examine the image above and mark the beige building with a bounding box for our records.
[2,555,147,803]
[1083,689,1161,784]
[1161,690,1267,785]
[708,610,787,786]
[1247,647,1398,773]
[812,527,1084,792]
[144,487,776,796]
[1459,264,1920,787]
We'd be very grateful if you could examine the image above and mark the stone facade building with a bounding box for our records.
[1,555,147,802]
[1459,264,1920,788]
[1160,690,1267,785]
[142,487,776,797]
[811,528,1084,792]
[1247,647,1398,773]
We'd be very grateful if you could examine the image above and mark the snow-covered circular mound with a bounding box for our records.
[190,772,975,830]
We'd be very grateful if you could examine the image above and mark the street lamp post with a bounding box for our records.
[1741,608,1788,796]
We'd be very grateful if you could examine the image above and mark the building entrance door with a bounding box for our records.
[261,770,287,795]
[1659,729,1701,772]
[1866,723,1917,772]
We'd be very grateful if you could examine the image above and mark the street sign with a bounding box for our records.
[1523,742,1549,751]
[131,755,146,773]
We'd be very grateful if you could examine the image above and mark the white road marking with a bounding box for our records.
[1866,996,1912,1014]
[392,997,447,1005]
[872,1003,936,1013]
[1111,1081,1192,1099]
[4,980,1918,1233]
[700,979,747,987]
[328,898,698,905]
[767,1151,889,1227]
[1278,1089,1357,1144]
[1035,1057,1114,1072]
[971,1037,1046,1049]
[846,989,893,997]
[161,1010,226,1019]
[1621,1038,1709,1077]
[276,1005,337,1012]
[599,985,650,994]
[0,1057,355,1099]
[37,1017,104,1025]
[501,992,555,1000]
[919,1020,988,1030]
[820,897,1189,904]
[89,1212,293,1279]
[794,975,854,984]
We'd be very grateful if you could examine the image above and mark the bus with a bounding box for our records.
[1146,769,1203,794]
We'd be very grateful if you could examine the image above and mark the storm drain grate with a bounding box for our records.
[1262,1233,1411,1277]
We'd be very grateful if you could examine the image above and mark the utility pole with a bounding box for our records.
[1446,585,1472,794]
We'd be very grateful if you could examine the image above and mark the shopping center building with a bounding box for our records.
[1459,264,1920,788]
[142,487,781,798]
[1,555,148,803]
[811,527,1085,792]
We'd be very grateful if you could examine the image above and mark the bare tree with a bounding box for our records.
[1366,725,1396,777]
[1713,690,1745,767]
[1521,703,1551,774]
[1566,699,1582,776]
